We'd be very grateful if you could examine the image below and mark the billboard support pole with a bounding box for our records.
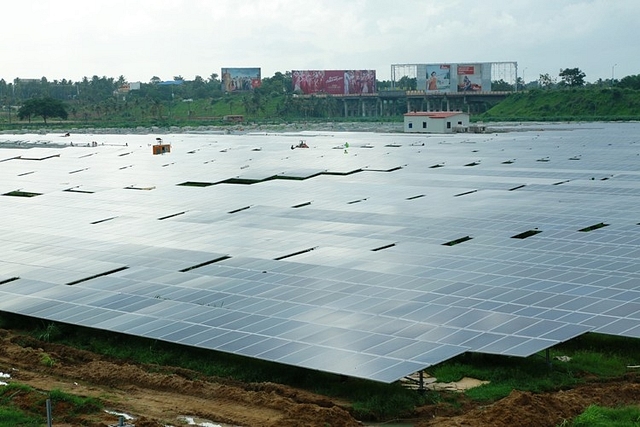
[391,65,395,89]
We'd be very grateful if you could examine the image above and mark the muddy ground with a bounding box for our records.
[1,328,639,427]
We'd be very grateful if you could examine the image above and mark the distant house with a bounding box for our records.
[223,115,244,123]
[404,111,469,134]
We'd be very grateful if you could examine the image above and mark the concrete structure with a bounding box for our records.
[292,91,509,118]
[403,111,469,133]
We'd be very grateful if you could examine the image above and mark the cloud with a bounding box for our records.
[3,0,639,83]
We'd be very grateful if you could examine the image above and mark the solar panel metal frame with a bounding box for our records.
[2,123,640,383]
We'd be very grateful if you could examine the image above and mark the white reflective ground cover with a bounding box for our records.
[1,123,640,383]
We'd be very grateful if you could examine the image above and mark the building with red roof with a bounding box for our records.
[403,111,469,134]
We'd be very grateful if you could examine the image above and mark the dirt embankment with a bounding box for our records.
[416,375,640,427]
[0,329,360,426]
[1,328,640,427]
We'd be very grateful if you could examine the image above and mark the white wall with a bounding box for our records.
[404,114,469,133]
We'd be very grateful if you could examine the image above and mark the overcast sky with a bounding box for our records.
[3,0,637,84]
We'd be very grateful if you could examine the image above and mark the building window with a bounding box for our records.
[408,122,413,129]
[447,121,451,129]
[422,121,427,128]
[458,121,463,125]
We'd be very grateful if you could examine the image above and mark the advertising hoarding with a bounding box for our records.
[456,64,483,92]
[416,63,492,92]
[425,64,451,92]
[221,68,261,92]
[292,70,376,95]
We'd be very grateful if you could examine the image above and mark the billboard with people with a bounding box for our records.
[425,64,451,92]
[221,68,261,92]
[292,70,376,95]
[456,64,483,92]
[416,63,492,92]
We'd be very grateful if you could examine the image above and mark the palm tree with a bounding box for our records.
[150,99,163,119]
[224,95,235,114]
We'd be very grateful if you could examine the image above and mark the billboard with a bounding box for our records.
[416,63,492,92]
[221,68,261,92]
[425,64,451,92]
[292,70,376,95]
[456,64,483,92]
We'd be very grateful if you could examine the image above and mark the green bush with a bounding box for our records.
[49,389,103,415]
[39,352,56,368]
[0,407,43,427]
[351,390,427,421]
[0,384,43,427]
[37,321,63,342]
[569,404,640,426]
[564,351,629,377]
[479,88,640,122]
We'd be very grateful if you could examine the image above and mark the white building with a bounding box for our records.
[403,111,469,134]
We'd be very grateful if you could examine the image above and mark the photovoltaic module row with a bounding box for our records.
[1,123,640,382]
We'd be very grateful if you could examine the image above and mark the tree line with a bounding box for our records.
[5,67,639,104]
[3,68,640,125]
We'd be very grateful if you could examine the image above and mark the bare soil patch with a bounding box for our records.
[0,329,359,426]
[1,328,639,426]
[416,375,640,427]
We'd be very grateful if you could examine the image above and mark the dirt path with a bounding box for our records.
[2,328,640,427]
[0,329,360,426]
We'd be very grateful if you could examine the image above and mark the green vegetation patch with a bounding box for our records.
[427,333,639,402]
[0,383,104,426]
[48,389,104,416]
[480,88,640,122]
[566,404,640,427]
[0,406,43,427]
[428,353,573,402]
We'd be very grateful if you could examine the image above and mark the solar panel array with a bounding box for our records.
[1,123,640,383]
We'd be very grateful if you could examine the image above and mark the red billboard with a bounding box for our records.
[292,70,376,95]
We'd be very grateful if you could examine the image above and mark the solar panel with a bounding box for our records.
[2,123,640,383]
